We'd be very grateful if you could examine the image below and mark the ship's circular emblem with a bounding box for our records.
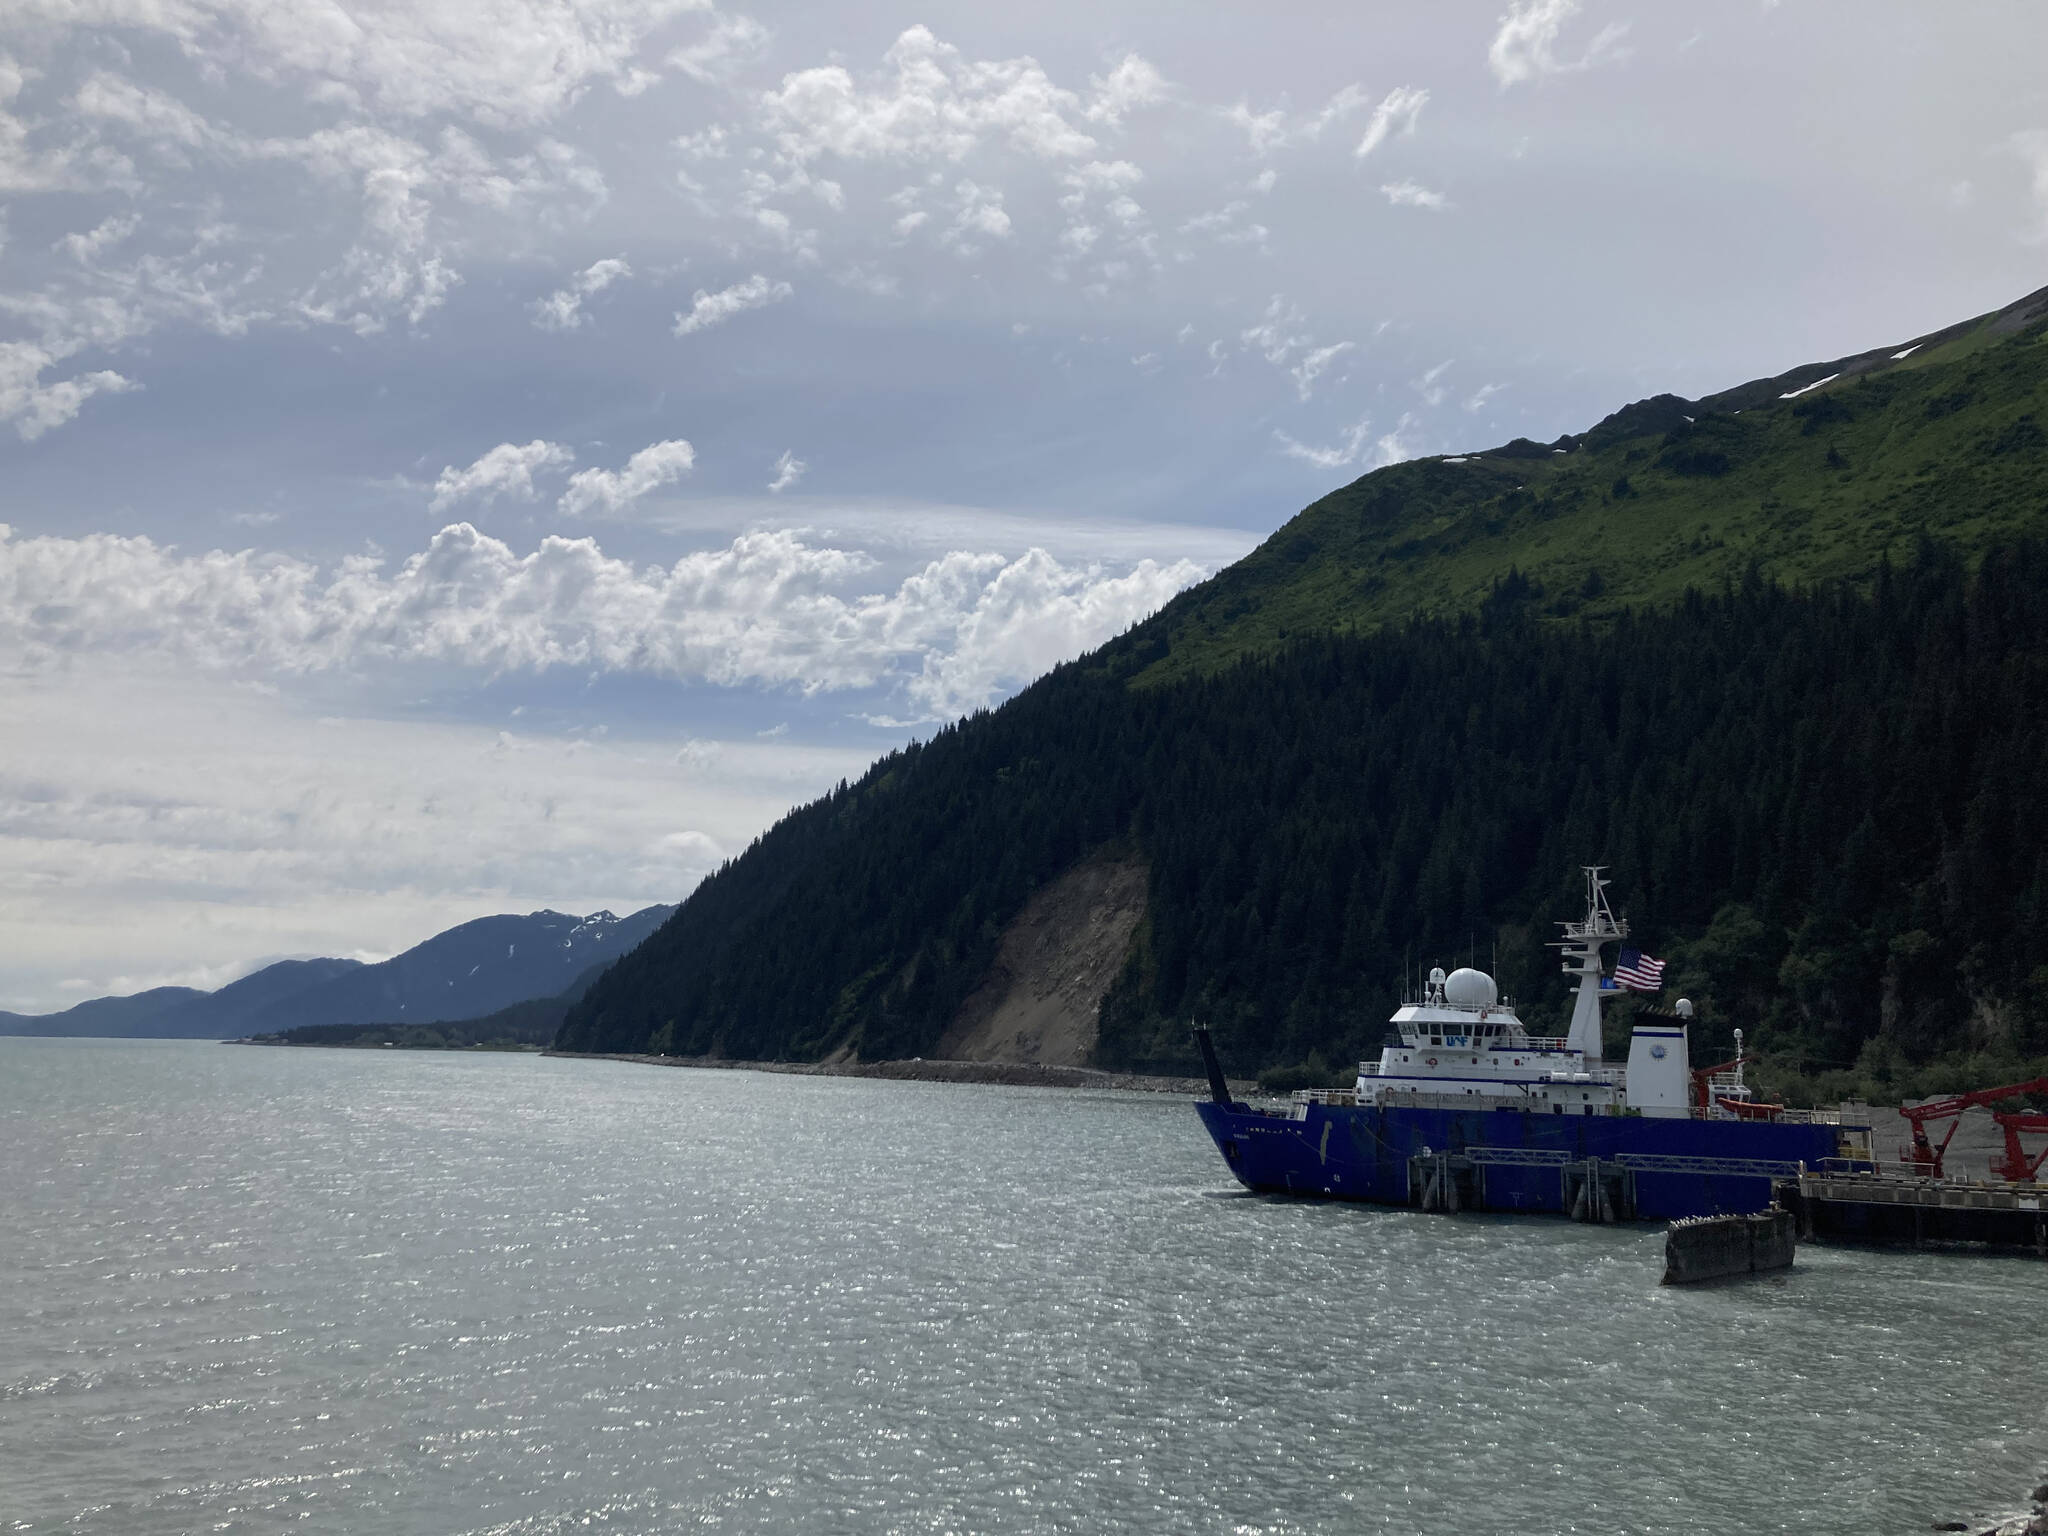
[1651,1044,1668,1059]
[1426,1056,1438,1067]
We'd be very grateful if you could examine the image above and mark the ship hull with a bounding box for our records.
[1196,1099,1846,1220]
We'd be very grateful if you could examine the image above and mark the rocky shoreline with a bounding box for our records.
[1931,1477,2047,1535]
[542,1049,1256,1099]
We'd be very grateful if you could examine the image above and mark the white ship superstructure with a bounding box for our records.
[1352,868,1693,1116]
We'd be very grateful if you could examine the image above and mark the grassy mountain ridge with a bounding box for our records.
[559,288,2048,1083]
[1136,283,2048,684]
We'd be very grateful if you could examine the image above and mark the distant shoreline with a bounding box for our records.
[543,1049,1251,1098]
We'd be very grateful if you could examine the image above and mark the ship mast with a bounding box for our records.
[1555,866,1627,1061]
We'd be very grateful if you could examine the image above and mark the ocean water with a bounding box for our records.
[1,1039,2041,1536]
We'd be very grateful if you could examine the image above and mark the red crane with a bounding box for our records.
[1991,1109,2048,1184]
[1897,1076,2048,1179]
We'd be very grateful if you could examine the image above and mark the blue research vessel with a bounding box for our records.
[1193,869,1873,1221]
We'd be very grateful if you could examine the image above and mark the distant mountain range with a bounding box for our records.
[0,906,674,1039]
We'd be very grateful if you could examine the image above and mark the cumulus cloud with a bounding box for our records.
[1354,86,1428,158]
[1488,0,1631,88]
[767,449,805,493]
[0,343,139,439]
[34,0,700,128]
[761,25,1099,167]
[903,548,1198,717]
[1085,54,1168,127]
[530,255,631,330]
[430,440,574,511]
[0,521,1206,717]
[672,272,792,335]
[559,438,696,515]
[1381,179,1449,211]
[0,5,634,425]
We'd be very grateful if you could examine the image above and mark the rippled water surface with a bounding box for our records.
[2,1039,2042,1535]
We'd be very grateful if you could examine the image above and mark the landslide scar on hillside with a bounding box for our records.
[934,856,1148,1067]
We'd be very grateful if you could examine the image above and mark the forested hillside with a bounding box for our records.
[562,541,2048,1092]
[559,290,2048,1095]
[1143,283,2048,682]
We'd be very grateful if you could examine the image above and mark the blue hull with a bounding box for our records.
[1196,1100,1849,1220]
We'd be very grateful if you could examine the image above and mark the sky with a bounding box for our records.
[2,0,2045,1011]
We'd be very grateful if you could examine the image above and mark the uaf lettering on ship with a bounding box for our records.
[1191,868,1874,1222]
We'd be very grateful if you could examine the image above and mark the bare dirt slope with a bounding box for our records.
[933,857,1147,1067]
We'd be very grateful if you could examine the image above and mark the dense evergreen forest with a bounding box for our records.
[561,540,2048,1099]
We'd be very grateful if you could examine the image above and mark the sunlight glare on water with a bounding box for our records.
[0,1039,2041,1535]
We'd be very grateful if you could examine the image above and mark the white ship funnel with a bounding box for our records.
[1625,1025,1691,1116]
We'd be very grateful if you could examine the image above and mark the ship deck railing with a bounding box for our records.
[1290,1088,1873,1129]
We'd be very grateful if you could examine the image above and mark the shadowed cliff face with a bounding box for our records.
[935,856,1148,1067]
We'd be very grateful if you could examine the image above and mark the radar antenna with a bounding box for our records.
[1553,866,1629,1062]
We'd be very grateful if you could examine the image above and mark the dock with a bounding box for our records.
[1780,1170,2048,1254]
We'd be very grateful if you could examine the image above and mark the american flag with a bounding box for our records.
[1614,947,1667,993]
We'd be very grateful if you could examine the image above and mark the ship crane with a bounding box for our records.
[1896,1076,2048,1179]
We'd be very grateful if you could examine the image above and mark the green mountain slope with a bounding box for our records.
[559,289,2048,1092]
[1140,283,2048,684]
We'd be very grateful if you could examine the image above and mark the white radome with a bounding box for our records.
[1443,967,1498,1008]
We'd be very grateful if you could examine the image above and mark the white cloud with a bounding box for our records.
[25,0,703,129]
[668,10,772,84]
[2012,131,2048,243]
[903,548,1198,717]
[944,179,1011,250]
[1488,0,1631,88]
[1291,341,1354,401]
[0,342,139,439]
[430,440,574,511]
[672,272,792,335]
[0,664,864,1013]
[759,25,1099,168]
[559,438,696,515]
[0,9,630,422]
[1223,101,1290,157]
[1274,414,1417,472]
[767,449,805,493]
[0,521,1206,717]
[55,213,141,263]
[530,255,631,330]
[1354,86,1428,159]
[1225,82,1369,156]
[1464,382,1506,412]
[1414,358,1453,406]
[1381,179,1449,211]
[1239,294,1355,396]
[1084,54,1168,127]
